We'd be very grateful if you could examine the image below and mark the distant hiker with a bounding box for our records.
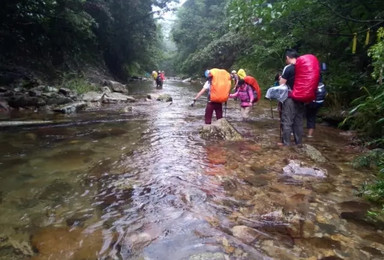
[305,78,327,138]
[152,70,158,86]
[156,70,163,88]
[192,69,231,124]
[279,49,320,146]
[231,70,239,91]
[229,79,254,121]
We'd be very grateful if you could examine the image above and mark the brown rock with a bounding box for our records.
[31,227,103,260]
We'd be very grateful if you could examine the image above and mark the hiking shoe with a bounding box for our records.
[307,135,313,138]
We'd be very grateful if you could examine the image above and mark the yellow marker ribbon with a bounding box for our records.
[365,29,370,46]
[352,33,357,54]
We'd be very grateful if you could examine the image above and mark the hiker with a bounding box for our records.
[305,77,326,137]
[229,79,254,121]
[156,70,163,88]
[192,69,231,124]
[279,49,305,146]
[231,70,239,91]
[152,71,158,86]
[235,68,262,105]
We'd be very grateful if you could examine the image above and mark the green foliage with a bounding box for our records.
[60,73,96,94]
[0,0,176,80]
[368,27,384,82]
[171,0,233,74]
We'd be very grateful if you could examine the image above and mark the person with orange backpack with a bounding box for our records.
[191,69,231,124]
[229,79,254,120]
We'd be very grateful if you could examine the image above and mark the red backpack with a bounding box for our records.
[291,54,320,103]
[244,76,262,102]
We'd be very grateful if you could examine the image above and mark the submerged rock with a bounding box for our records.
[102,92,135,103]
[231,225,258,243]
[200,118,243,141]
[283,160,327,178]
[299,144,327,163]
[146,93,173,102]
[189,252,227,260]
[52,101,87,114]
[31,227,103,259]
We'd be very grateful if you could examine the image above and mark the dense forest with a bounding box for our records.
[0,0,383,211]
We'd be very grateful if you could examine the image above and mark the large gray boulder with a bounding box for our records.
[81,91,104,102]
[200,118,243,141]
[102,92,135,103]
[105,80,128,94]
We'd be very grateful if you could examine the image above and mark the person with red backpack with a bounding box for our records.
[279,49,320,146]
[229,79,254,121]
[192,69,231,124]
[279,49,304,146]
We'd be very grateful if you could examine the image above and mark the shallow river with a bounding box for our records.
[0,80,383,260]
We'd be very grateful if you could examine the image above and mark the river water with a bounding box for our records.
[0,80,383,260]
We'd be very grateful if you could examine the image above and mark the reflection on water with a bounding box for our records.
[0,79,383,259]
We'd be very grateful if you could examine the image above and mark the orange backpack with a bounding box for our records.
[244,75,261,102]
[209,68,231,103]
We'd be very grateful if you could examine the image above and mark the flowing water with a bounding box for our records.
[0,80,383,260]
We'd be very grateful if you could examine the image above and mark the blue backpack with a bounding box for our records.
[315,83,327,103]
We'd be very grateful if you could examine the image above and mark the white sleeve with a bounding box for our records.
[203,81,210,90]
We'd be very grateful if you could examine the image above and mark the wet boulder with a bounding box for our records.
[200,118,243,141]
[105,80,128,93]
[81,91,104,102]
[189,252,228,260]
[52,101,87,114]
[31,227,103,259]
[298,144,327,163]
[283,160,327,178]
[147,93,173,102]
[102,92,135,103]
[231,225,258,243]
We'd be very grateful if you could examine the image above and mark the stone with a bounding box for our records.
[52,101,87,114]
[31,227,103,260]
[43,86,59,93]
[189,252,227,260]
[101,86,111,93]
[200,118,243,141]
[283,160,327,178]
[58,87,73,97]
[102,92,135,103]
[299,144,327,163]
[156,94,172,102]
[81,91,103,102]
[105,80,128,93]
[231,225,258,243]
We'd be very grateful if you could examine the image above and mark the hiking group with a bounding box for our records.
[152,70,165,88]
[192,49,326,147]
